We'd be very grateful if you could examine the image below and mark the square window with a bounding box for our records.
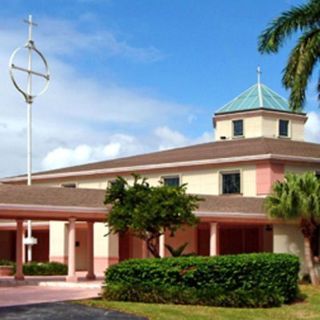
[233,120,243,137]
[222,172,241,194]
[163,176,180,187]
[279,120,289,137]
[61,183,76,188]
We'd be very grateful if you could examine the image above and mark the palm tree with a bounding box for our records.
[258,0,320,112]
[265,172,320,285]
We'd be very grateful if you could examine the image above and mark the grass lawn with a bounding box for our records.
[80,285,320,320]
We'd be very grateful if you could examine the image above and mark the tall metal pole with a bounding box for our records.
[26,14,33,262]
[9,15,50,263]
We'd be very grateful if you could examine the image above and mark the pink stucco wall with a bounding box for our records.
[256,162,284,195]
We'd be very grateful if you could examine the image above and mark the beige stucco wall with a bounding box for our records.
[273,224,306,273]
[49,221,67,259]
[215,116,262,140]
[38,165,258,197]
[215,115,305,141]
[182,166,256,196]
[215,119,232,140]
[77,179,108,189]
[285,165,318,175]
[291,119,305,141]
[262,117,304,141]
[261,117,277,139]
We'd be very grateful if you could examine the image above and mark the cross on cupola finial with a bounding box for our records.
[23,15,37,46]
[257,65,262,85]
[257,65,263,107]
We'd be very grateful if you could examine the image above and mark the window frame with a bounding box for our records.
[61,182,77,188]
[162,175,181,187]
[278,119,290,138]
[232,119,244,138]
[219,170,242,195]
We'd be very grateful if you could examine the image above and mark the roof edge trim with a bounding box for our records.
[3,152,320,183]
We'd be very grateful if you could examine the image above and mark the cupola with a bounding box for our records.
[213,67,307,141]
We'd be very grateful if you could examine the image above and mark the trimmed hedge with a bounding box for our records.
[104,253,300,308]
[1,261,68,276]
[23,262,68,275]
[0,260,15,266]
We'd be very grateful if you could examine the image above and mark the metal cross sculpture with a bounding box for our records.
[9,15,50,262]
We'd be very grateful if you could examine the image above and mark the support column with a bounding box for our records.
[66,218,77,282]
[86,221,96,280]
[15,219,24,280]
[159,234,165,258]
[210,223,218,256]
[141,240,148,258]
[22,228,26,264]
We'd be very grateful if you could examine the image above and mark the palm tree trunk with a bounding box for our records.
[304,236,319,285]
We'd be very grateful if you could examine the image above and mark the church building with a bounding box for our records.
[0,77,319,280]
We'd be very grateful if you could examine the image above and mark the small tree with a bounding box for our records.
[265,172,320,285]
[105,174,201,258]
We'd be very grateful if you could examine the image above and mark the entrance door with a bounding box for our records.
[119,232,130,261]
[219,226,261,255]
[197,223,210,256]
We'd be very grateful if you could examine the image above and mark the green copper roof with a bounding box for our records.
[215,83,292,115]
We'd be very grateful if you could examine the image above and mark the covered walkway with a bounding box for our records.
[0,184,107,282]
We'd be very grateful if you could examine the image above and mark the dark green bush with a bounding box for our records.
[0,261,68,275]
[23,262,68,275]
[104,253,299,307]
[0,259,15,266]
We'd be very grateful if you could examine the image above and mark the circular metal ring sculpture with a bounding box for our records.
[9,41,50,103]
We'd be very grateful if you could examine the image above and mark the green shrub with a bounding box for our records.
[0,261,67,275]
[0,259,15,266]
[104,253,299,307]
[23,262,68,275]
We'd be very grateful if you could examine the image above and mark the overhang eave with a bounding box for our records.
[0,204,107,222]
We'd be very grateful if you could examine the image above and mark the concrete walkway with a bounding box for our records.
[0,275,103,288]
[0,285,101,307]
[0,302,148,319]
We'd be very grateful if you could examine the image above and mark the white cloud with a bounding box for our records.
[41,133,146,170]
[41,128,213,171]
[0,17,202,177]
[305,112,320,143]
[154,126,213,151]
[155,126,189,150]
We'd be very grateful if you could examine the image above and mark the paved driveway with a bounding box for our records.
[0,286,100,307]
[0,302,147,320]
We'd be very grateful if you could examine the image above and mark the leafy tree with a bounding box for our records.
[265,172,320,285]
[258,0,320,112]
[105,174,201,258]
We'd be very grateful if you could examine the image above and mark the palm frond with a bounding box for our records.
[265,172,320,223]
[281,28,320,111]
[258,0,320,54]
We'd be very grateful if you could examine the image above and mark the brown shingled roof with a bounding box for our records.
[0,184,265,215]
[0,184,105,208]
[14,137,320,179]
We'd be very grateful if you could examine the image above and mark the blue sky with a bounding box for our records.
[0,0,318,176]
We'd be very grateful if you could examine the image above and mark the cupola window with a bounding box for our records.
[233,120,243,137]
[279,119,289,137]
